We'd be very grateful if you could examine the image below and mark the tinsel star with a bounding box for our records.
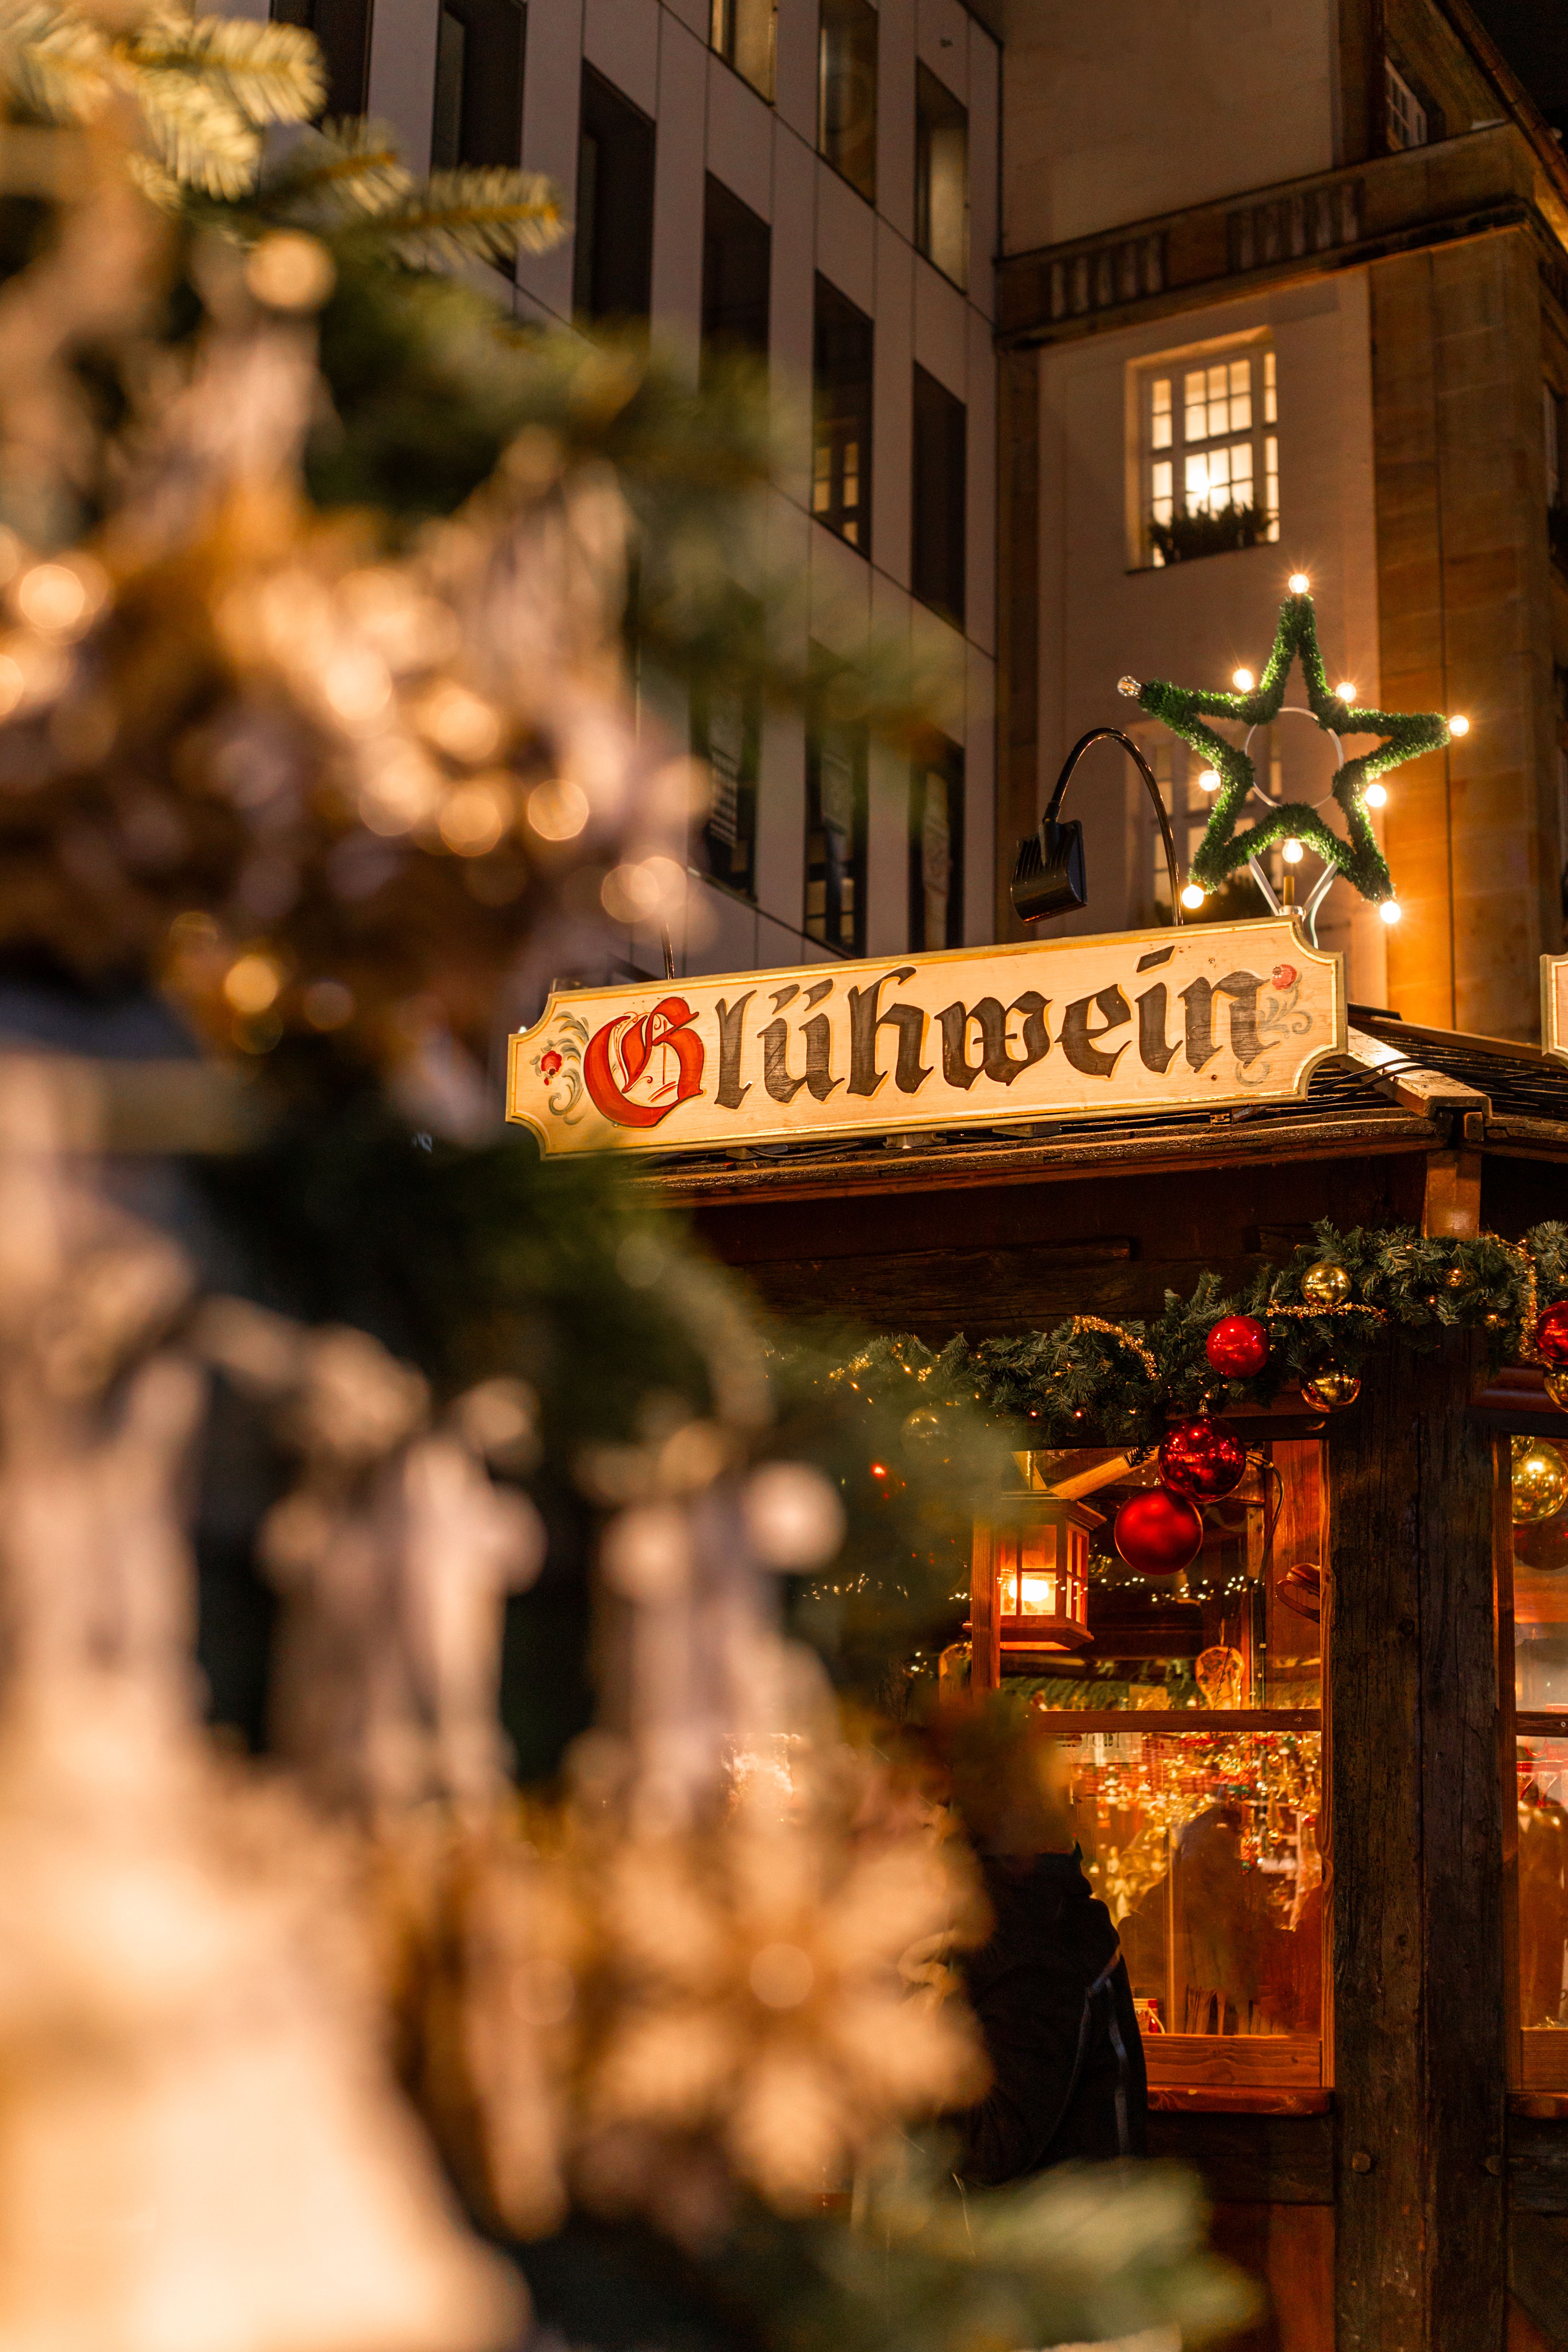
[1118,588,1451,906]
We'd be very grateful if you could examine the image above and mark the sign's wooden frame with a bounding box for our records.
[507,915,1344,1158]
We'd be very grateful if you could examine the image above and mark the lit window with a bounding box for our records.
[710,0,776,102]
[812,275,873,551]
[805,673,867,955]
[915,63,968,290]
[1137,344,1278,567]
[1385,58,1428,152]
[909,744,964,950]
[819,0,877,201]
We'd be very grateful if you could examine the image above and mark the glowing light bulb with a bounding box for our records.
[1180,882,1206,910]
[1288,573,1310,594]
[1282,837,1304,865]
[1365,781,1387,809]
[1335,682,1357,703]
[1232,668,1255,692]
[1379,899,1403,926]
[1198,767,1220,793]
[1449,713,1470,737]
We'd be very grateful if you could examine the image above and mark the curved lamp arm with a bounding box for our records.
[1048,727,1185,927]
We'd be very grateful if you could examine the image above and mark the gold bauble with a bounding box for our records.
[901,1404,945,1449]
[1547,1369,1568,1413]
[1301,1261,1351,1310]
[1512,1436,1568,1524]
[1302,1369,1361,1412]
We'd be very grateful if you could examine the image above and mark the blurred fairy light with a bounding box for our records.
[526,778,589,841]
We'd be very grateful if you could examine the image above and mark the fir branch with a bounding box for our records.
[375,168,564,269]
[256,116,415,219]
[121,13,324,128]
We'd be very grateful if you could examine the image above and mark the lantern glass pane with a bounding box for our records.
[1503,1439,1568,2087]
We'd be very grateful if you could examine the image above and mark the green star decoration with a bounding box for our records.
[1119,588,1452,907]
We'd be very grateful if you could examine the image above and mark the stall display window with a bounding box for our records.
[971,1441,1327,2095]
[1502,1433,1568,2085]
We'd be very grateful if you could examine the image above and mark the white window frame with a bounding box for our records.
[1133,339,1278,569]
[1385,59,1428,152]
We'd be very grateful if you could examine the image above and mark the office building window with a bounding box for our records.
[269,0,372,117]
[818,0,877,203]
[1385,58,1428,151]
[915,62,968,290]
[909,743,964,950]
[813,276,873,551]
[701,177,771,372]
[1139,343,1278,565]
[429,0,525,172]
[574,68,655,325]
[710,0,775,102]
[1548,386,1568,573]
[911,365,966,626]
[805,691,867,955]
[1140,731,1282,917]
[693,678,760,900]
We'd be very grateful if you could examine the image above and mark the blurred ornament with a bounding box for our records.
[1444,1265,1470,1291]
[1301,1261,1351,1310]
[1302,1370,1361,1412]
[743,1462,845,1572]
[1204,1315,1268,1378]
[1113,1488,1204,1577]
[1547,1368,1568,1413]
[1158,1416,1246,1502]
[1537,1301,1568,1366]
[901,1404,945,1450]
[1276,1562,1322,1620]
[1513,1436,1568,1525]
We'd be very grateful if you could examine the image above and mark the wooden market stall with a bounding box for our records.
[509,926,1568,2352]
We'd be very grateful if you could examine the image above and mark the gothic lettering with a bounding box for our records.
[847,965,932,1097]
[1060,984,1131,1078]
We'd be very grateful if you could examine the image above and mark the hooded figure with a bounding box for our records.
[946,1705,1147,2184]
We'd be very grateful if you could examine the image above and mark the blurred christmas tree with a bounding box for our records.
[0,13,1256,2349]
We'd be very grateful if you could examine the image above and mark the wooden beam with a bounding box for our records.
[1330,1334,1506,2350]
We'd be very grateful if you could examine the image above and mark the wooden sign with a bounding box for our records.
[506,916,1344,1158]
[1545,956,1568,1065]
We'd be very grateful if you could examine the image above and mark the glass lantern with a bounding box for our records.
[971,1491,1099,1684]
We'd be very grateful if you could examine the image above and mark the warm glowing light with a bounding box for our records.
[1334,682,1357,703]
[1198,767,1220,793]
[1288,573,1310,594]
[870,1462,887,1479]
[223,953,282,1015]
[438,778,511,856]
[1282,838,1304,864]
[1448,713,1470,737]
[1180,882,1206,910]
[1365,781,1387,809]
[245,231,336,312]
[1232,668,1255,692]
[526,778,590,841]
[1379,899,1403,926]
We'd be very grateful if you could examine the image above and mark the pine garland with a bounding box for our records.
[1124,589,1451,907]
[827,1221,1568,1454]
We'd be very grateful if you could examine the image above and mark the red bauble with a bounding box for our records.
[1205,1314,1269,1378]
[1158,1414,1248,1501]
[1538,1300,1568,1367]
[1114,1487,1205,1577]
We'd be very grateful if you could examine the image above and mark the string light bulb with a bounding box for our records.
[1198,767,1220,793]
[1449,714,1470,737]
[1334,682,1357,703]
[1379,899,1403,926]
[1288,573,1310,594]
[1180,882,1206,910]
[1365,781,1387,809]
[1232,668,1255,692]
[1282,838,1303,864]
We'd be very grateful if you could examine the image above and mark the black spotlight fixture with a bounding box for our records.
[1010,726,1184,926]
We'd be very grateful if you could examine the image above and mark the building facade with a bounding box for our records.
[992,0,1568,1043]
[264,0,1001,988]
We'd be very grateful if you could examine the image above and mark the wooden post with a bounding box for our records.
[1329,1332,1506,2350]
[970,1518,1000,1692]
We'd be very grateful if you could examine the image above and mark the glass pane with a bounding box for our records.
[1006,1445,1323,1714]
[1264,349,1278,424]
[1229,443,1253,502]
[1228,357,1252,432]
[1185,451,1211,511]
[1519,1735,1568,2031]
[1184,370,1206,442]
[1053,1727,1323,2041]
[1510,1434,1568,1707]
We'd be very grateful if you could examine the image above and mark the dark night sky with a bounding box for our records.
[1469,1,1568,133]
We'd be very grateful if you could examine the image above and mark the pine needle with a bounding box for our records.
[377,169,564,269]
[264,117,415,218]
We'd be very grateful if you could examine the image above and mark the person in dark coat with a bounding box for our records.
[944,1705,1148,2185]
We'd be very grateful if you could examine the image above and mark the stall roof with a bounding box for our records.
[637,1015,1568,1210]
